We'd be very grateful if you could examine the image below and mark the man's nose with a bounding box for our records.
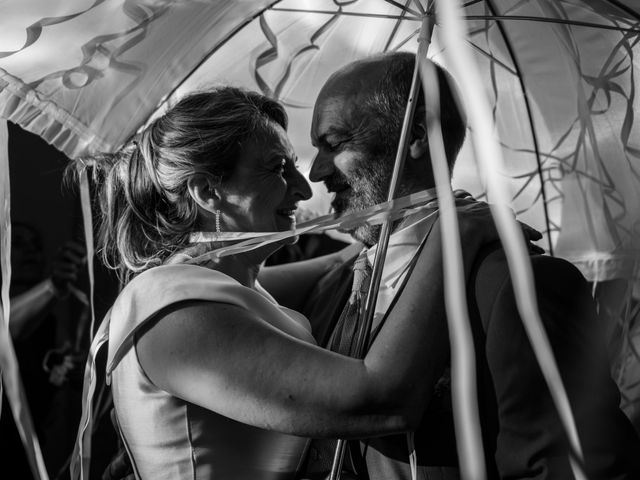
[308,151,334,183]
[289,167,313,201]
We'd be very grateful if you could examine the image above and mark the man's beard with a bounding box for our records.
[325,152,394,247]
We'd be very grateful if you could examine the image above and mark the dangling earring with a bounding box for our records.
[215,210,222,233]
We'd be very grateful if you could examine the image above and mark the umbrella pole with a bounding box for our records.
[328,11,435,480]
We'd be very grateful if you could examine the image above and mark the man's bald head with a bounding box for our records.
[317,56,389,104]
[317,52,466,167]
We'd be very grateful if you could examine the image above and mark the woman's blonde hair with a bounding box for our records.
[96,86,287,282]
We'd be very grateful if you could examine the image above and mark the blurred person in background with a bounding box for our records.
[0,221,86,479]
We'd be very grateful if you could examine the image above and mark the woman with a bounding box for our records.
[94,86,498,479]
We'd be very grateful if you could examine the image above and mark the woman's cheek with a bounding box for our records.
[255,177,286,206]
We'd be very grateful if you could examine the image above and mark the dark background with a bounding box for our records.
[4,122,119,479]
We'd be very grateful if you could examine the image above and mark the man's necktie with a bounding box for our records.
[302,249,373,479]
[327,249,373,356]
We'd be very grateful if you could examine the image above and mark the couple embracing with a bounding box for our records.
[78,52,640,480]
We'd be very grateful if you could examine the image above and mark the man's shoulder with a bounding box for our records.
[476,250,587,292]
[473,250,592,323]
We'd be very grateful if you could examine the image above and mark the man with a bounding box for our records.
[299,52,640,479]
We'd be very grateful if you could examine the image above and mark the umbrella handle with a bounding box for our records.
[328,440,348,480]
[327,11,435,480]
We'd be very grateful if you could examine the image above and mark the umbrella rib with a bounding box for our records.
[468,41,518,76]
[600,0,640,23]
[266,9,640,32]
[382,0,422,17]
[411,0,426,15]
[464,14,640,33]
[390,28,420,51]
[484,0,555,256]
[384,0,411,51]
[269,7,421,21]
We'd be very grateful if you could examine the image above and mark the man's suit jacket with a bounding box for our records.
[301,244,640,479]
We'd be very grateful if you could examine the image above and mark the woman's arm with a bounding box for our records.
[258,240,363,310]
[137,205,496,439]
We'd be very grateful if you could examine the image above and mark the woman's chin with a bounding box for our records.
[274,215,297,235]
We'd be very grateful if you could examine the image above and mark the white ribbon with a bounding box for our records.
[79,169,96,340]
[438,1,586,478]
[70,313,110,480]
[0,119,49,479]
[0,121,10,334]
[186,190,438,261]
[420,56,487,479]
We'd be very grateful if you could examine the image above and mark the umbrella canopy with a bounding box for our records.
[1,0,638,279]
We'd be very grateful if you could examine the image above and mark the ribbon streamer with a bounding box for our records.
[186,189,438,263]
[420,56,486,479]
[70,314,110,480]
[0,117,9,430]
[438,1,586,478]
[0,120,49,479]
[79,168,96,340]
[1,121,11,333]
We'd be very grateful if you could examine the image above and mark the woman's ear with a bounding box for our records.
[409,105,429,159]
[187,174,219,214]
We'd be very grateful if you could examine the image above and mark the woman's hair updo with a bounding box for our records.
[97,86,288,282]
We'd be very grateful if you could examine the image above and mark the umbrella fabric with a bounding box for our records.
[168,0,640,282]
[0,0,637,282]
[0,0,275,157]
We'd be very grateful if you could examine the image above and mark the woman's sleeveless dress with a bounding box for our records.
[108,264,315,480]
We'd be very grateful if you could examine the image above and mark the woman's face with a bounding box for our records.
[218,121,312,235]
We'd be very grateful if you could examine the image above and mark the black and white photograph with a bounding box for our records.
[0,1,639,479]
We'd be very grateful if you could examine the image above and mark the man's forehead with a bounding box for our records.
[311,89,372,142]
[312,95,352,130]
[311,61,388,140]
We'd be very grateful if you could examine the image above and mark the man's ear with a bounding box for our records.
[408,105,429,159]
[187,174,220,214]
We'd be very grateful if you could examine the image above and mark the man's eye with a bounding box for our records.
[328,141,343,152]
[274,158,286,174]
